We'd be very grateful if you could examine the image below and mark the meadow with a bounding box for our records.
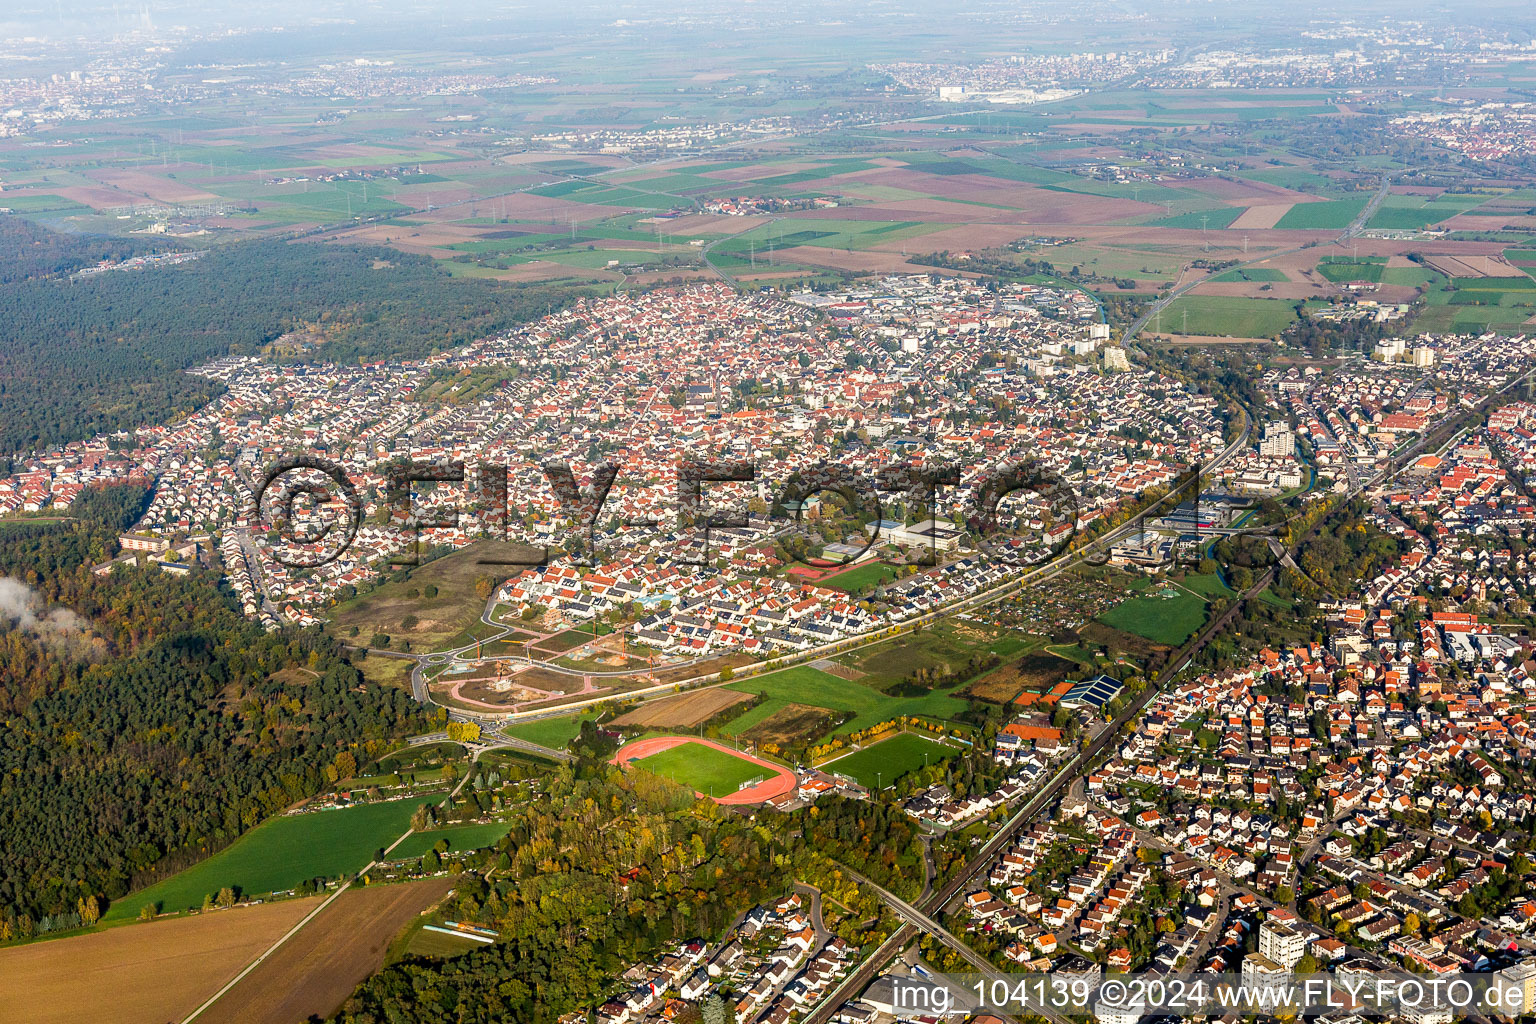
[1096,573,1231,646]
[104,798,432,920]
[1156,295,1298,338]
[389,822,514,860]
[723,664,972,738]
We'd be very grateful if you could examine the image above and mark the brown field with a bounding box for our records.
[738,702,843,747]
[872,222,1025,252]
[1230,204,1292,230]
[965,651,1079,704]
[195,878,454,1024]
[611,688,753,729]
[649,212,770,234]
[1420,253,1520,278]
[0,897,323,1024]
[775,245,937,275]
[701,162,822,182]
[89,169,224,204]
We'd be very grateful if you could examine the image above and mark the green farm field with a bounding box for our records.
[1274,198,1367,230]
[105,797,434,920]
[821,732,960,790]
[1157,295,1298,338]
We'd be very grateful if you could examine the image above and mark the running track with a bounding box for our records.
[611,736,797,806]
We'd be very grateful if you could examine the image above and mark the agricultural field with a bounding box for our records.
[1155,295,1299,338]
[1414,274,1536,335]
[1273,198,1368,230]
[1366,192,1486,231]
[821,732,960,790]
[192,878,456,1024]
[1210,267,1289,283]
[0,897,324,1024]
[629,740,768,797]
[105,797,434,920]
[611,688,754,730]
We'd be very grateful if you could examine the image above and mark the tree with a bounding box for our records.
[447,721,482,743]
[703,994,732,1024]
[474,576,496,601]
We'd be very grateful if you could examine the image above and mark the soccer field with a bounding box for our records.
[822,732,959,790]
[633,741,767,797]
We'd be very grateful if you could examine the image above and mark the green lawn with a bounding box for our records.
[1157,295,1298,338]
[725,665,971,736]
[502,711,600,749]
[630,741,766,797]
[105,797,434,920]
[1097,582,1211,646]
[821,732,960,789]
[389,821,513,860]
[820,561,901,592]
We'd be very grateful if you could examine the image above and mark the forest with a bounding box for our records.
[334,762,786,1024]
[0,217,182,285]
[0,483,433,935]
[0,224,591,453]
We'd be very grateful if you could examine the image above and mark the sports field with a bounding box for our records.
[634,742,764,796]
[105,797,434,920]
[614,736,796,804]
[821,560,901,592]
[822,732,959,790]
